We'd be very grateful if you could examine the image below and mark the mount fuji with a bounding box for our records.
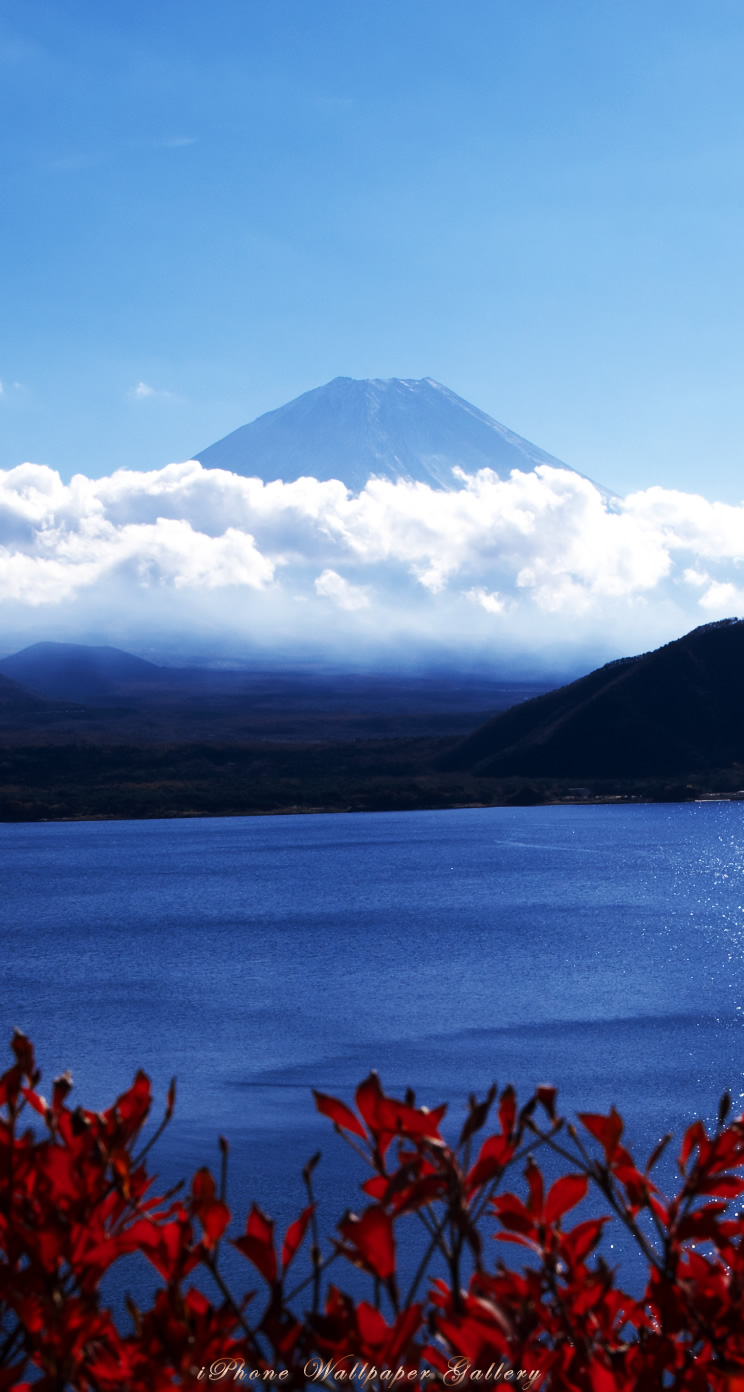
[195,376,599,493]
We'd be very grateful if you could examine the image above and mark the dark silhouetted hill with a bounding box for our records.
[0,642,163,701]
[439,619,744,778]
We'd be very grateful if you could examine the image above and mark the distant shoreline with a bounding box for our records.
[1,753,738,826]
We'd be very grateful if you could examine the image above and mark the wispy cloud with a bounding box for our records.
[0,35,46,66]
[46,137,197,176]
[155,136,197,149]
[129,381,181,403]
[0,380,26,400]
[46,152,104,173]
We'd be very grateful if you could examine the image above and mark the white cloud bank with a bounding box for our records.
[0,459,742,661]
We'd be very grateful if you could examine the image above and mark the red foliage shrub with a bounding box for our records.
[1,1031,744,1389]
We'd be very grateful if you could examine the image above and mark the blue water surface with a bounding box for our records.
[2,803,744,1282]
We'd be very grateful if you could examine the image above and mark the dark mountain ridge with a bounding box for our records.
[440,619,744,778]
[0,642,163,701]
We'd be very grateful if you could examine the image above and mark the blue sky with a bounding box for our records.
[2,0,744,499]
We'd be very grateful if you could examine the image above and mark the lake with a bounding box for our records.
[2,802,744,1273]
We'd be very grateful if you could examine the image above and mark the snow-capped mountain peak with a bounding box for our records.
[195,376,600,493]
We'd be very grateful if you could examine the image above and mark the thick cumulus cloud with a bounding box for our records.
[0,459,741,657]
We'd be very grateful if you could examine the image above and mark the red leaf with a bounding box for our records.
[132,1215,198,1282]
[589,1363,620,1391]
[645,1131,672,1173]
[20,1086,47,1117]
[676,1205,727,1243]
[313,1090,368,1140]
[11,1029,35,1078]
[362,1176,389,1200]
[191,1166,217,1207]
[525,1157,544,1217]
[281,1203,315,1272]
[679,1119,706,1171]
[113,1071,152,1132]
[459,1085,496,1147]
[561,1217,609,1265]
[356,1300,389,1346]
[386,1303,424,1363]
[467,1133,514,1192]
[579,1107,624,1162]
[536,1084,557,1121]
[695,1175,744,1199]
[544,1173,588,1226]
[198,1197,230,1247]
[338,1205,395,1280]
[491,1194,535,1237]
[355,1073,386,1131]
[388,1099,447,1141]
[52,1072,73,1113]
[232,1202,277,1283]
[499,1085,516,1137]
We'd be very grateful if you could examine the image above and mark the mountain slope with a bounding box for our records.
[0,673,48,711]
[439,619,744,778]
[0,643,163,701]
[195,376,597,492]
